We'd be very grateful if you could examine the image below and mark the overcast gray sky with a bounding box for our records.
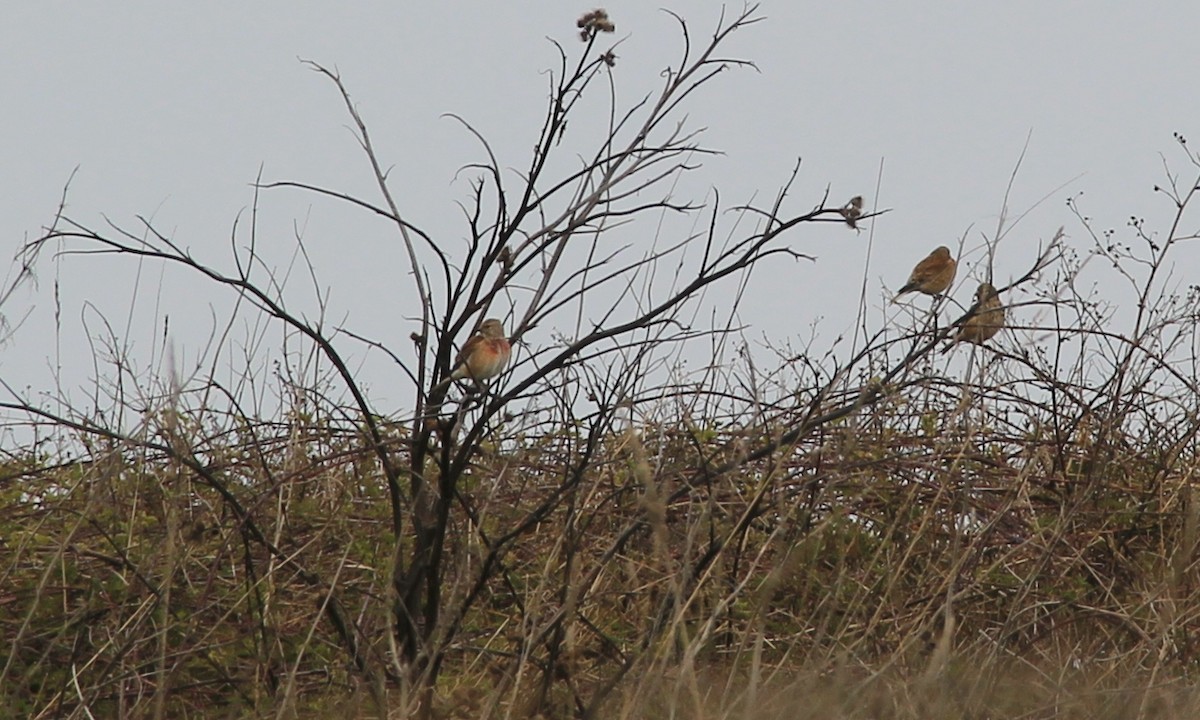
[4,2,1199,414]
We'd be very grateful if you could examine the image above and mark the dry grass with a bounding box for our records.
[4,386,1200,718]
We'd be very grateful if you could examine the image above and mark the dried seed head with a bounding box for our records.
[577,8,614,40]
[577,9,608,27]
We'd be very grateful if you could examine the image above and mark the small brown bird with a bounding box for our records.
[839,195,864,228]
[894,246,957,301]
[945,283,1005,350]
[434,318,512,391]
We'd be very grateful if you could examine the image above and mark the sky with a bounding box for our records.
[3,2,1199,421]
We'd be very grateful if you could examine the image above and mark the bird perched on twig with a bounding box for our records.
[838,195,864,228]
[893,246,957,301]
[944,283,1005,352]
[433,318,511,391]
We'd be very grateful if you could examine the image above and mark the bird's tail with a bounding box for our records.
[891,285,915,304]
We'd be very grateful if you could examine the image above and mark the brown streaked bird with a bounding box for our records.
[434,318,512,391]
[893,246,957,301]
[944,283,1005,351]
[839,195,864,228]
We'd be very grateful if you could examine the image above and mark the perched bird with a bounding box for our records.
[945,283,1005,351]
[434,318,511,391]
[839,195,864,228]
[893,246,957,301]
